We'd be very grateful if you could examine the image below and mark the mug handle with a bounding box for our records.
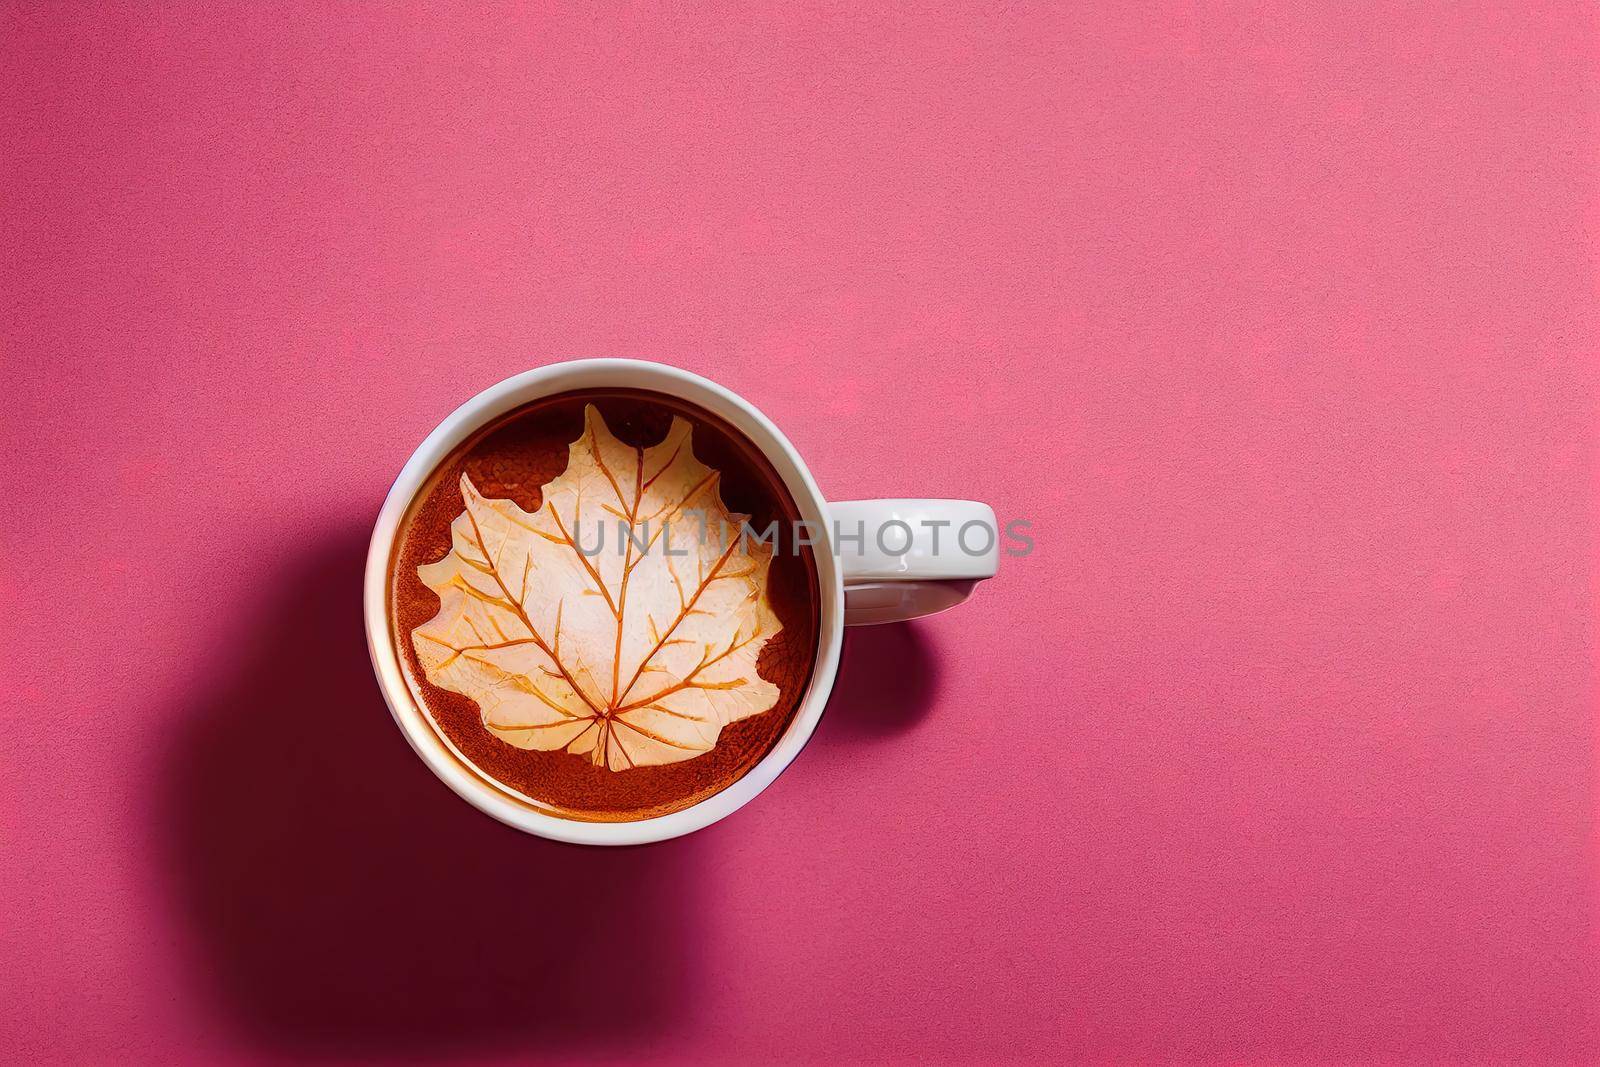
[827,499,1001,626]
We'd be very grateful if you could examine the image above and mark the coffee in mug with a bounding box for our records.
[388,390,822,821]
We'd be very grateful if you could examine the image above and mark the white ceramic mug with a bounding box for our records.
[364,359,998,844]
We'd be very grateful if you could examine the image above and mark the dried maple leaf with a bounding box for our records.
[412,405,783,771]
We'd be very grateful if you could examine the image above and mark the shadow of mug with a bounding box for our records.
[161,529,941,1056]
[823,622,941,740]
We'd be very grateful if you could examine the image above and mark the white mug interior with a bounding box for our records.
[363,359,845,845]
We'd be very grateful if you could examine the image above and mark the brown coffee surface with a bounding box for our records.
[389,390,821,821]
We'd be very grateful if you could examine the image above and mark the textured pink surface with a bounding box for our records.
[3,5,1597,1064]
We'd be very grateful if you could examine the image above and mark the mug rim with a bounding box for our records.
[363,359,845,845]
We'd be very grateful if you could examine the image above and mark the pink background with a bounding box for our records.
[3,5,1596,1063]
